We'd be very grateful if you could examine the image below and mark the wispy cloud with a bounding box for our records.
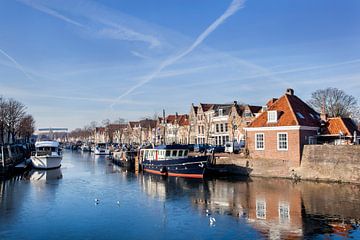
[131,51,151,60]
[16,0,161,48]
[98,27,160,48]
[110,0,247,107]
[16,0,84,27]
[0,48,35,82]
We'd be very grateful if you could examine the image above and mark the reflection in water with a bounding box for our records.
[26,168,63,182]
[140,174,360,239]
[1,151,360,240]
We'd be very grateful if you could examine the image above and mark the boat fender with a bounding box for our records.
[160,166,167,174]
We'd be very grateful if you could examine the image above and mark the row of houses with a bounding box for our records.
[88,88,359,166]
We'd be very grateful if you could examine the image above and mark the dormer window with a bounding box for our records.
[219,109,223,116]
[267,111,278,123]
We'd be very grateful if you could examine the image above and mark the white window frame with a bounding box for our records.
[277,132,288,151]
[255,133,265,150]
[256,199,266,219]
[267,111,278,123]
[278,201,290,223]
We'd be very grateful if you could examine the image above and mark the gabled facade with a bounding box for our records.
[189,104,198,144]
[211,104,232,146]
[94,127,107,143]
[127,121,141,144]
[244,89,320,166]
[190,103,232,145]
[139,119,157,144]
[109,124,128,144]
[228,101,262,144]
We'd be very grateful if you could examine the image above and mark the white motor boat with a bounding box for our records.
[80,143,91,152]
[94,143,110,155]
[31,141,62,169]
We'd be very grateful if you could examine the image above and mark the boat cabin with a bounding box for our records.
[140,145,189,161]
[34,141,61,156]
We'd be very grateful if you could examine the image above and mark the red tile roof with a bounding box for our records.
[249,92,319,128]
[200,103,214,112]
[95,127,105,133]
[323,117,359,136]
[165,114,189,126]
[139,119,157,128]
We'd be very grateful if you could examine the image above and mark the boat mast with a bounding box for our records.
[163,109,166,145]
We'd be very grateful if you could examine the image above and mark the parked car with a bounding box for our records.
[206,145,225,153]
[225,140,244,153]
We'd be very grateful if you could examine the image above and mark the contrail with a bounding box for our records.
[16,0,84,28]
[0,48,34,81]
[110,0,246,108]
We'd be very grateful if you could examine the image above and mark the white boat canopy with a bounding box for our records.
[35,141,60,148]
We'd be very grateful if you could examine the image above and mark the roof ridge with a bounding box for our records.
[284,94,300,125]
[338,117,351,135]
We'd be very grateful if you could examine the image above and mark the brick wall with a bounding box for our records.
[247,130,302,166]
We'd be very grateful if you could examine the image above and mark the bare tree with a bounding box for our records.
[308,88,359,118]
[0,97,6,144]
[114,118,125,124]
[101,119,110,126]
[17,114,35,142]
[5,98,26,143]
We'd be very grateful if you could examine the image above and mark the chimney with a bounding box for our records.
[286,88,294,95]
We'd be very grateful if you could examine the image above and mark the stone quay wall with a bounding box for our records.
[214,145,360,183]
[297,145,360,183]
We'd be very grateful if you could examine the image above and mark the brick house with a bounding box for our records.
[177,114,190,144]
[317,116,360,145]
[108,124,128,144]
[94,127,107,143]
[127,121,141,144]
[211,104,232,146]
[190,103,232,145]
[189,104,198,144]
[244,89,320,166]
[157,114,190,144]
[228,101,262,144]
[139,119,157,144]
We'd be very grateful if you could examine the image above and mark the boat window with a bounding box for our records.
[178,150,183,157]
[172,150,177,157]
[166,150,171,157]
[184,150,188,156]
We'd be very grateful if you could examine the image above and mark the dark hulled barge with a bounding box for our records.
[140,145,208,178]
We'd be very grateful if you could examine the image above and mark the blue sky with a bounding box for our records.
[0,0,359,130]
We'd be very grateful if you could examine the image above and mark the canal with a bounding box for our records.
[1,150,360,239]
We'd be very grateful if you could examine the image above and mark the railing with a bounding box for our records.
[31,150,61,157]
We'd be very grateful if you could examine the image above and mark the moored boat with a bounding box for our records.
[94,143,110,155]
[140,145,208,178]
[80,143,91,152]
[31,141,62,169]
[112,150,137,169]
